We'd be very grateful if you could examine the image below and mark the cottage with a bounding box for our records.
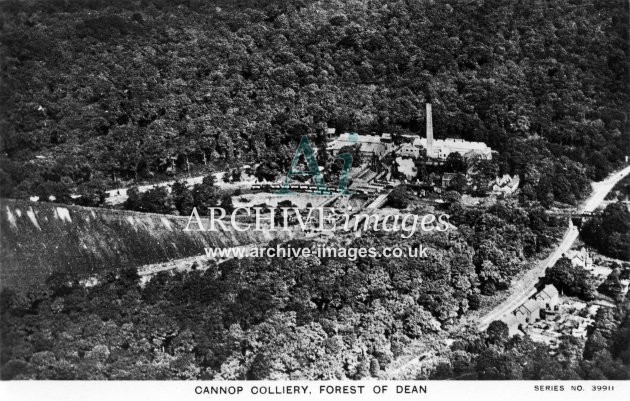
[508,284,560,334]
[534,284,560,311]
[565,248,593,270]
[515,299,541,325]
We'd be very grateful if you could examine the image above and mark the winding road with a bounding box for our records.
[477,164,630,331]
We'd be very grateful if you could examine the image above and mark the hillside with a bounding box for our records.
[1,0,629,382]
[0,199,298,290]
[1,0,628,207]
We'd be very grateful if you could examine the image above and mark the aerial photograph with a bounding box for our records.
[0,0,629,384]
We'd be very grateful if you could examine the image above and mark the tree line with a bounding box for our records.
[1,0,628,209]
[0,198,568,379]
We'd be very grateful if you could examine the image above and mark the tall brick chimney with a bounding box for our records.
[426,103,433,157]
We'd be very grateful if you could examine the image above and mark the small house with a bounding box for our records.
[565,248,593,270]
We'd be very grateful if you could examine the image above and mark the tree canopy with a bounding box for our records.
[0,0,627,205]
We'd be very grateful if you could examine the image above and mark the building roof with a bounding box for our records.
[516,299,541,315]
[336,133,381,143]
[534,284,559,303]
[570,253,587,263]
[566,249,591,265]
[327,133,392,155]
[358,142,386,155]
[399,143,420,155]
[412,137,491,151]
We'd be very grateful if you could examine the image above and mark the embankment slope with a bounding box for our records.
[0,199,297,291]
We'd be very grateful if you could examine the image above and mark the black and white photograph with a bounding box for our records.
[0,0,629,399]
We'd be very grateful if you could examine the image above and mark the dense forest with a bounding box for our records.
[3,199,627,379]
[0,199,569,379]
[581,202,630,261]
[1,0,629,206]
[1,0,629,381]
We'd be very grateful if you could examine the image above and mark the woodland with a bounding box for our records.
[1,0,628,206]
[1,0,629,380]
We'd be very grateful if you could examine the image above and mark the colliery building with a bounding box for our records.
[412,104,493,160]
[327,103,493,161]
